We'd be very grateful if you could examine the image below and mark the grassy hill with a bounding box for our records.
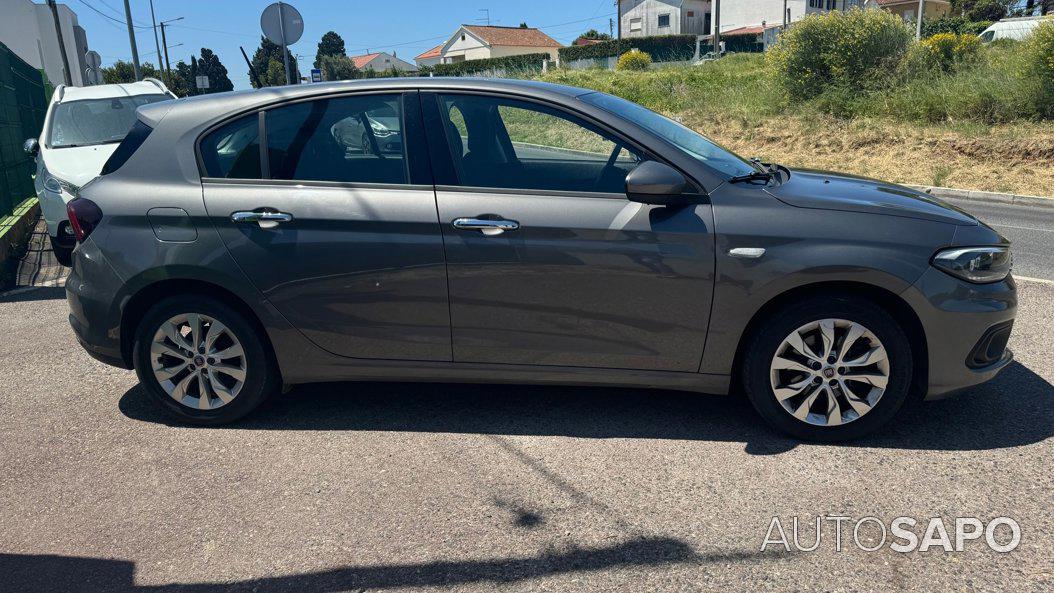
[538,53,1054,196]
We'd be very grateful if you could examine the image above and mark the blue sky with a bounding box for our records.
[72,0,618,89]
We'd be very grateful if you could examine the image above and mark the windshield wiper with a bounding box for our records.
[729,171,774,184]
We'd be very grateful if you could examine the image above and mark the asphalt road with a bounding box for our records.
[1,280,1051,591]
[943,198,1054,282]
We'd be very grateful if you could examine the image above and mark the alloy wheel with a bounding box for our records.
[149,313,247,410]
[769,318,890,427]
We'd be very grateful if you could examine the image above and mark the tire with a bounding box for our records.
[52,242,72,267]
[741,295,914,441]
[133,295,279,425]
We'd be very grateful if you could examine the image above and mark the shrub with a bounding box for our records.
[559,35,696,62]
[903,32,982,75]
[431,53,551,77]
[767,8,913,101]
[616,49,652,71]
[1022,19,1054,116]
[921,16,993,38]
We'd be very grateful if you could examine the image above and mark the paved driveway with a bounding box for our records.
[0,281,1051,592]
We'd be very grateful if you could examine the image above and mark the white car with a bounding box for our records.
[979,16,1051,43]
[23,79,175,265]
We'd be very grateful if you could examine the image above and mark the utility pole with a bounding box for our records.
[616,0,621,39]
[783,0,788,29]
[159,18,183,83]
[45,0,72,85]
[148,0,163,73]
[123,0,142,80]
[713,0,721,58]
[916,0,925,40]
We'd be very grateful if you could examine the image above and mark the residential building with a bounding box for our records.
[436,25,561,64]
[349,51,417,74]
[715,1,863,34]
[414,44,443,68]
[864,0,951,21]
[0,0,91,86]
[619,1,712,37]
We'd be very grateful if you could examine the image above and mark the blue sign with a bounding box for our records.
[310,68,322,83]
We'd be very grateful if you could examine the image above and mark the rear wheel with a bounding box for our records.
[133,295,278,425]
[741,296,913,441]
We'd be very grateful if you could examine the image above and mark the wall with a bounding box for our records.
[0,0,89,87]
[363,53,418,73]
[621,0,686,37]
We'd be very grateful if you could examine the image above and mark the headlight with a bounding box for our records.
[932,246,1012,283]
[371,124,393,138]
[42,172,62,193]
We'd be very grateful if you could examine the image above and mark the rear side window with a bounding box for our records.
[101,119,152,175]
[200,114,262,179]
[265,94,407,185]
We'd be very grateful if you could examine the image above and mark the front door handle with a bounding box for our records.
[452,217,520,236]
[231,210,293,229]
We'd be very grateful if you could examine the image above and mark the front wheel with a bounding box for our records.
[133,295,279,425]
[741,296,914,441]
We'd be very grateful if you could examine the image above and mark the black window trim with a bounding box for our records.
[196,89,424,188]
[420,89,705,200]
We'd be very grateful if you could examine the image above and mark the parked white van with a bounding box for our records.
[23,78,175,265]
[979,16,1051,43]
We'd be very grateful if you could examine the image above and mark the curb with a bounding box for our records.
[907,185,1054,210]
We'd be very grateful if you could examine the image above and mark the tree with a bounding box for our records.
[195,48,234,94]
[314,31,346,69]
[950,0,1016,20]
[169,60,192,96]
[250,36,300,88]
[317,54,358,81]
[101,60,161,84]
[578,29,611,41]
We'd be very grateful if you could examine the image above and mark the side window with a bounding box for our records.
[200,113,261,179]
[265,94,407,184]
[437,94,642,194]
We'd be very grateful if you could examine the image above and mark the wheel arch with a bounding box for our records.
[119,278,280,376]
[729,281,928,398]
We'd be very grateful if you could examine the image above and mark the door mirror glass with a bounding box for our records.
[23,138,39,156]
[625,161,690,205]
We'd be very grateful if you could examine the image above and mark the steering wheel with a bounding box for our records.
[592,142,629,191]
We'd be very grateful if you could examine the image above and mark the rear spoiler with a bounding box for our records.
[143,77,176,98]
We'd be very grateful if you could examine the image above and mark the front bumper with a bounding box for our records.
[903,267,1017,399]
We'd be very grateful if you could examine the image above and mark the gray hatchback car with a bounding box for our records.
[66,78,1015,440]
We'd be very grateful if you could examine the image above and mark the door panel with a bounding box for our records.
[436,190,715,371]
[204,182,451,361]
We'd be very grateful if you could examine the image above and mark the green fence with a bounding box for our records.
[0,42,48,218]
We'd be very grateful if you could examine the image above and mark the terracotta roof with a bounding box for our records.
[721,24,781,36]
[461,25,562,48]
[415,44,443,60]
[574,37,605,46]
[875,0,948,4]
[349,53,381,69]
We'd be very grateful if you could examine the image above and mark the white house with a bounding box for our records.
[618,0,867,38]
[0,0,92,86]
[436,25,561,64]
[714,1,863,34]
[349,51,417,74]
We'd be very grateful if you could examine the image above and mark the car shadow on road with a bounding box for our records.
[119,361,1053,455]
[1,538,790,592]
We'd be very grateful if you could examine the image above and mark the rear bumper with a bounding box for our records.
[903,268,1017,400]
[66,237,130,369]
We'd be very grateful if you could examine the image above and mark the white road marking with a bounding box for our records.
[992,223,1054,234]
[1015,275,1054,286]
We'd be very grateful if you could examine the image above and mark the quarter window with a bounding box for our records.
[265,94,407,184]
[200,113,261,179]
[437,94,642,194]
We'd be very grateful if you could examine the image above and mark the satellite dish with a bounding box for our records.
[260,2,304,46]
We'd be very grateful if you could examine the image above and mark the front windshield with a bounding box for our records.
[579,91,755,178]
[48,94,170,148]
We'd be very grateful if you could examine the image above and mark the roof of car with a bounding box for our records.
[138,78,593,127]
[57,79,171,102]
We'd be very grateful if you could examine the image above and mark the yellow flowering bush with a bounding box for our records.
[616,49,652,72]
[768,8,912,101]
[903,32,982,75]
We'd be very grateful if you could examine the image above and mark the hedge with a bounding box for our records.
[558,35,698,62]
[921,17,994,39]
[423,53,552,76]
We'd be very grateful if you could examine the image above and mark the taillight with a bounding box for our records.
[66,198,103,242]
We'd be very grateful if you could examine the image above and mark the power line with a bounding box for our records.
[78,0,151,29]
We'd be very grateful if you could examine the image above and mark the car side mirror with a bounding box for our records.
[625,161,691,206]
[23,138,39,157]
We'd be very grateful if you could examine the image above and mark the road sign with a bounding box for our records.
[310,68,322,83]
[83,50,103,85]
[195,75,210,90]
[260,2,304,45]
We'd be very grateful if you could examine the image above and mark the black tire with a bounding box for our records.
[52,242,72,267]
[133,295,279,425]
[741,295,914,441]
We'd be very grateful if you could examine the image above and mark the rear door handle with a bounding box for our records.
[231,210,293,229]
[452,217,520,236]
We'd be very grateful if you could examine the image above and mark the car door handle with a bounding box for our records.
[452,217,520,236]
[231,210,293,229]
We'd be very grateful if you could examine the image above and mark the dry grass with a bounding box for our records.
[686,112,1054,195]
